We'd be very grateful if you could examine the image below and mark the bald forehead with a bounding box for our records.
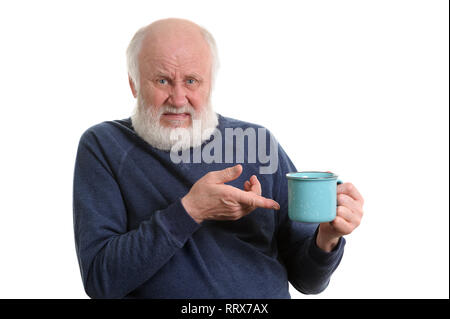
[141,19,209,55]
[138,19,212,78]
[146,18,204,39]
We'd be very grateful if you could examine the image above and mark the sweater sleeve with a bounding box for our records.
[273,140,346,295]
[73,128,200,298]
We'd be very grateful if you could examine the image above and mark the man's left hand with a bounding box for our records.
[316,182,364,252]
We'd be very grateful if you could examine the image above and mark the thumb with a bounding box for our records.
[209,164,243,184]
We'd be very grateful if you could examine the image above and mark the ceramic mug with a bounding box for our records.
[286,171,342,223]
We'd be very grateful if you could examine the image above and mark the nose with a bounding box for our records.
[168,83,188,108]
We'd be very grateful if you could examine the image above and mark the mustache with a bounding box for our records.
[136,94,206,121]
[159,104,195,116]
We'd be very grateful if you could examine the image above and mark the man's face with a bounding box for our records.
[130,21,218,151]
[137,28,212,129]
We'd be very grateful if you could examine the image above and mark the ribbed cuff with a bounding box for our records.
[156,199,201,248]
[308,226,346,266]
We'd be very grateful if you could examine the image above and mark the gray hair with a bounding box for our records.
[126,23,220,93]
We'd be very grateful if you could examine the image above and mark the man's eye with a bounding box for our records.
[158,79,168,85]
[186,79,196,84]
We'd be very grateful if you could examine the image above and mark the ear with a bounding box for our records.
[128,75,138,98]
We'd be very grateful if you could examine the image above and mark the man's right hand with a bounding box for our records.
[181,164,280,224]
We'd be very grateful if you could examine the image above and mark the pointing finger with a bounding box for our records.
[233,188,280,210]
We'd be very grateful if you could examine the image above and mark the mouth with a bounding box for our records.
[161,112,191,121]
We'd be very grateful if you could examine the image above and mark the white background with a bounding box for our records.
[0,0,448,299]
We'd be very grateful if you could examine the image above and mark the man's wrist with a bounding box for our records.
[181,195,203,224]
[316,227,341,253]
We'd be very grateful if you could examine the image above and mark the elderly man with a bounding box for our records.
[73,18,364,299]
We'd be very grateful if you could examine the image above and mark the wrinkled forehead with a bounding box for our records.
[138,27,212,76]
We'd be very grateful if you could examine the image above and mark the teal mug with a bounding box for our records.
[286,171,343,223]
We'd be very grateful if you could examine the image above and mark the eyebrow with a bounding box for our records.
[154,72,171,78]
[186,73,203,80]
[153,72,203,81]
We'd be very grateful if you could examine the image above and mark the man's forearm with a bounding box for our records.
[77,200,200,298]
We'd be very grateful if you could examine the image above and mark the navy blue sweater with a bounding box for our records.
[73,114,345,299]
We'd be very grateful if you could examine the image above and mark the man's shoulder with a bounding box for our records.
[77,118,137,154]
[218,114,269,131]
[80,118,132,140]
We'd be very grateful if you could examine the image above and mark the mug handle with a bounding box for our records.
[336,180,343,207]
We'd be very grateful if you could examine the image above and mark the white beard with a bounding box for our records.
[131,94,218,151]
